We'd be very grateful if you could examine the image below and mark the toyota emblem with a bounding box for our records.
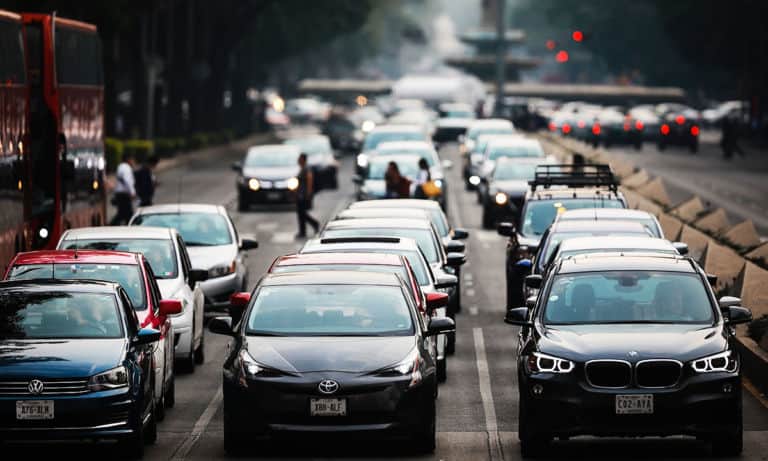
[28,379,44,395]
[318,379,339,395]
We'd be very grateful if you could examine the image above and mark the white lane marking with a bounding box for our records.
[271,231,296,244]
[256,222,279,231]
[466,288,476,298]
[448,186,465,229]
[482,243,490,249]
[465,279,474,287]
[475,229,500,242]
[464,272,474,280]
[469,305,479,316]
[473,328,503,461]
[171,387,223,460]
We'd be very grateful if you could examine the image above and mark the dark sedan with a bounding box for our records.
[283,135,339,190]
[233,144,301,210]
[209,271,454,454]
[505,254,751,457]
[0,280,163,458]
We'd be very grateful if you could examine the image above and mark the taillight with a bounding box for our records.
[592,124,601,135]
[577,120,586,128]
[635,120,644,130]
[562,123,572,134]
[690,125,700,136]
[675,115,685,125]
[548,121,556,131]
[660,124,670,135]
[623,122,630,131]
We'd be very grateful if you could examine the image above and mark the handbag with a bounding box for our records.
[421,180,441,198]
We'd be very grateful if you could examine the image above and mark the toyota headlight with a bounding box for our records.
[247,178,260,191]
[208,261,235,278]
[286,177,299,191]
[495,192,508,205]
[89,366,129,391]
[235,349,288,386]
[526,352,574,374]
[375,347,422,387]
[691,350,738,373]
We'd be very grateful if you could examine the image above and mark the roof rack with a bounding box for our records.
[319,237,402,245]
[529,164,619,192]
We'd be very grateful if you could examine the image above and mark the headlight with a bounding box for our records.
[357,154,368,168]
[526,352,574,374]
[361,120,375,132]
[286,177,299,191]
[89,366,129,391]
[691,350,738,373]
[495,192,508,205]
[208,261,236,278]
[469,175,481,186]
[375,347,422,387]
[248,178,260,191]
[235,350,285,386]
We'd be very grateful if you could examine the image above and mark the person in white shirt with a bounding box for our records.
[412,157,430,198]
[110,152,136,224]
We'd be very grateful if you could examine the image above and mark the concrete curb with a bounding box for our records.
[735,337,768,396]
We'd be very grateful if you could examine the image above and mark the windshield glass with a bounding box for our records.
[521,199,625,237]
[244,148,300,167]
[59,238,178,279]
[543,271,714,325]
[487,143,544,160]
[323,228,439,263]
[367,158,420,179]
[246,285,413,336]
[0,291,123,339]
[273,264,410,283]
[363,131,424,151]
[132,213,233,246]
[8,264,146,311]
[493,162,538,181]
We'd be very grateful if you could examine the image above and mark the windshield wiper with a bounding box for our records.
[246,331,286,337]
[184,242,216,247]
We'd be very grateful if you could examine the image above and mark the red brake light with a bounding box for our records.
[623,122,630,131]
[675,115,685,125]
[635,120,644,130]
[690,125,700,136]
[592,124,601,135]
[548,121,556,131]
[660,124,670,135]
[555,50,569,63]
[562,123,572,134]
[572,30,584,42]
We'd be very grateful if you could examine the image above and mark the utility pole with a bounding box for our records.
[494,0,506,117]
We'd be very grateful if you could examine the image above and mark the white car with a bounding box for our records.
[57,226,207,372]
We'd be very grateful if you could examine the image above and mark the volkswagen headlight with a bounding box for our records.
[526,352,574,374]
[691,350,738,373]
[248,178,260,191]
[89,366,129,391]
[495,192,508,205]
[208,261,235,278]
[286,177,300,191]
[375,348,422,387]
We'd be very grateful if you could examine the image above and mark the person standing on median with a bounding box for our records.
[110,152,136,225]
[135,155,159,206]
[296,153,319,239]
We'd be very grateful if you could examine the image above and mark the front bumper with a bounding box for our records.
[520,370,741,437]
[238,185,296,204]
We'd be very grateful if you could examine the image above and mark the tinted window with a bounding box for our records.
[246,285,413,336]
[8,263,146,310]
[521,199,625,237]
[55,26,103,85]
[323,228,439,263]
[0,291,122,339]
[543,271,714,325]
[493,162,538,181]
[60,238,178,279]
[132,213,233,246]
[244,148,300,167]
[468,127,513,142]
[0,18,26,84]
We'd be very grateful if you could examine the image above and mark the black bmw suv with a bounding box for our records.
[505,253,752,457]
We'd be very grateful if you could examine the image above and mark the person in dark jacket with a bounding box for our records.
[296,153,319,238]
[135,156,159,206]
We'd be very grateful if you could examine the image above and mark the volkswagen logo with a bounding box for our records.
[318,379,339,395]
[27,379,44,395]
[627,351,639,358]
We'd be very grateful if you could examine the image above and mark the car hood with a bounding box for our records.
[492,180,529,196]
[186,245,237,271]
[538,324,727,363]
[156,277,185,300]
[437,118,472,128]
[361,179,387,198]
[0,339,126,378]
[242,166,298,181]
[245,336,416,373]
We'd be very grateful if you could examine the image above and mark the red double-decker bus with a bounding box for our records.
[0,10,28,268]
[22,13,106,251]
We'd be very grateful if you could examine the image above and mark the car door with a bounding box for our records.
[120,288,154,412]
[177,234,203,347]
[143,262,168,399]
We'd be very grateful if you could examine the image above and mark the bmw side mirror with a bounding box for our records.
[718,296,741,309]
[444,240,465,254]
[426,317,455,336]
[497,222,515,237]
[724,306,752,325]
[446,252,466,268]
[524,274,543,289]
[134,327,161,345]
[672,242,689,255]
[452,228,469,240]
[526,296,537,309]
[240,235,259,251]
[434,274,458,289]
[209,316,235,336]
[159,299,183,316]
[504,307,532,326]
[189,269,208,287]
[231,161,242,172]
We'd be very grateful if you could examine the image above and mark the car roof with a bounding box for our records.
[61,226,174,240]
[376,140,435,151]
[336,208,430,220]
[0,279,122,294]
[550,220,649,233]
[468,119,513,130]
[274,252,403,267]
[133,203,225,215]
[557,253,695,274]
[495,156,550,166]
[11,250,142,266]
[557,208,654,220]
[350,199,442,210]
[261,270,402,286]
[325,218,432,230]
[557,236,676,252]
[369,153,421,164]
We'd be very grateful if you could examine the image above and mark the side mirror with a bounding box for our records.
[724,305,752,325]
[445,252,466,268]
[497,222,515,237]
[209,316,235,336]
[706,274,718,286]
[426,292,449,311]
[159,299,183,316]
[504,307,532,326]
[189,269,208,287]
[444,240,465,254]
[352,175,363,185]
[672,242,688,255]
[452,228,469,240]
[240,236,259,251]
[515,258,533,268]
[426,317,455,336]
[718,296,742,309]
[230,292,252,309]
[434,274,458,289]
[524,274,543,289]
[231,161,242,172]
[526,296,537,309]
[458,134,466,144]
[134,327,161,345]
[441,159,454,169]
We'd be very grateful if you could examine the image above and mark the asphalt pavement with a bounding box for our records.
[12,131,768,460]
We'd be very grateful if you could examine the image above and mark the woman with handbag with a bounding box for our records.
[413,158,431,198]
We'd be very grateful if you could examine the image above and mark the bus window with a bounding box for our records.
[55,26,102,86]
[0,18,26,84]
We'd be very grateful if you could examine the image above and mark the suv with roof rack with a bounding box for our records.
[497,164,627,309]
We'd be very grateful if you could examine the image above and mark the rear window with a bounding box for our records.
[273,264,409,282]
[323,228,439,263]
[8,263,146,310]
[363,131,424,151]
[522,199,625,237]
[59,238,178,279]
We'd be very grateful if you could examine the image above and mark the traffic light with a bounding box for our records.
[572,30,584,42]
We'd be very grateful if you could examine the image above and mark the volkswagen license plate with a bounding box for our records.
[16,400,54,420]
[615,394,653,415]
[266,192,282,201]
[310,398,346,416]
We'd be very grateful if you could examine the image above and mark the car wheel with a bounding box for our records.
[144,397,158,445]
[711,404,743,457]
[446,314,456,355]
[689,142,699,153]
[156,389,166,422]
[482,206,494,229]
[634,142,642,150]
[179,348,195,374]
[194,333,205,365]
[330,172,338,189]
[437,357,447,383]
[237,195,248,212]
[658,142,666,151]
[165,373,176,409]
[411,398,436,453]
[519,391,549,458]
[224,415,250,455]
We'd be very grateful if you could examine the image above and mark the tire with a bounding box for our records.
[117,388,156,459]
[194,333,205,365]
[178,347,195,374]
[144,398,158,445]
[689,142,699,153]
[410,399,437,454]
[482,206,495,229]
[156,390,166,422]
[711,404,743,457]
[237,195,248,212]
[518,391,549,458]
[223,416,249,456]
[437,357,447,383]
[165,373,176,409]
[634,142,642,150]
[330,171,338,190]
[658,142,667,151]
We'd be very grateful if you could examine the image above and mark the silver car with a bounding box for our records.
[129,204,258,310]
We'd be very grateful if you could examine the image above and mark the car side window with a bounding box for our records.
[176,236,191,279]
[144,262,163,308]
[119,289,140,337]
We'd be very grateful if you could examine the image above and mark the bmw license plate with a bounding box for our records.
[615,394,653,415]
[16,400,54,420]
[310,398,347,416]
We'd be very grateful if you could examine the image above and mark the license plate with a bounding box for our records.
[310,398,347,416]
[615,394,653,415]
[16,400,54,420]
[267,192,282,200]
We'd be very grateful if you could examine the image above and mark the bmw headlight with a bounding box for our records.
[88,366,129,391]
[495,192,508,205]
[248,178,260,191]
[691,350,738,373]
[526,352,574,374]
[208,261,235,278]
[286,177,299,191]
[375,348,422,387]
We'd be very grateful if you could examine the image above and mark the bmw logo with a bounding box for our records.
[627,351,639,358]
